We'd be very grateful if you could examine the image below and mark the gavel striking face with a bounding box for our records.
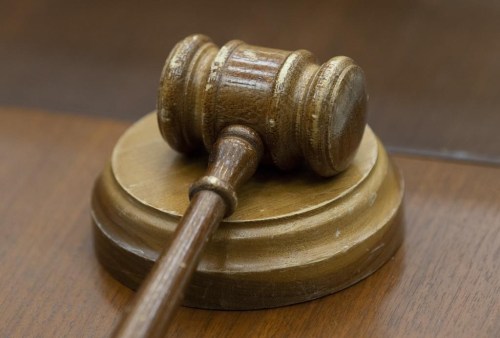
[158,34,367,177]
[114,34,368,338]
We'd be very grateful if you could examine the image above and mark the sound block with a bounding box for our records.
[92,112,404,310]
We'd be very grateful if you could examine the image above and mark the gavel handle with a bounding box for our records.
[112,125,263,338]
[112,190,225,338]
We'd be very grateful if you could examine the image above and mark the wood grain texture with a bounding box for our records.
[92,113,404,310]
[1,108,499,337]
[112,191,227,338]
[157,34,366,176]
[0,108,131,337]
[112,125,263,337]
[112,32,368,335]
[1,0,499,163]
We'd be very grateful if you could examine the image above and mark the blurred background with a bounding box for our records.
[1,0,499,164]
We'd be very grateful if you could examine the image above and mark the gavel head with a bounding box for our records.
[158,34,367,177]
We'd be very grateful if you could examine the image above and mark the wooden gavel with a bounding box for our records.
[113,34,367,338]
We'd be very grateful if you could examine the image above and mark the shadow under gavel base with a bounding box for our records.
[91,112,404,310]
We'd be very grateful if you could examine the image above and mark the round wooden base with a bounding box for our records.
[91,113,404,310]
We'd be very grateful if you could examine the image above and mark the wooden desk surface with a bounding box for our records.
[1,108,498,337]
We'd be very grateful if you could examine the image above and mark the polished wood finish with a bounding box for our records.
[0,108,133,338]
[106,35,368,336]
[112,191,226,338]
[1,108,499,337]
[158,35,366,176]
[112,125,263,337]
[92,113,403,309]
[2,2,499,336]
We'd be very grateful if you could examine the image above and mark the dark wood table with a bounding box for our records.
[1,108,498,337]
[1,0,500,336]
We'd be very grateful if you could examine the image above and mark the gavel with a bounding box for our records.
[113,34,367,338]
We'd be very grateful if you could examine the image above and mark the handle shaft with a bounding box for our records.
[112,125,263,338]
[112,191,225,338]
